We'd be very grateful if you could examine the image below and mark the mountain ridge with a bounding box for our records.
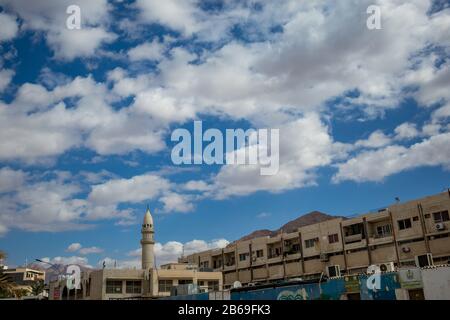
[236,211,342,242]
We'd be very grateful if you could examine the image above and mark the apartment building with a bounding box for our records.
[181,191,450,288]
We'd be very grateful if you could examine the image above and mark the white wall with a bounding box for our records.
[422,267,450,300]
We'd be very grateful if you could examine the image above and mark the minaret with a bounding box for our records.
[141,206,155,270]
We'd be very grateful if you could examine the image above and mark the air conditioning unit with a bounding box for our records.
[378,262,395,272]
[367,262,395,273]
[320,253,329,262]
[436,223,446,231]
[326,265,341,278]
[415,253,433,268]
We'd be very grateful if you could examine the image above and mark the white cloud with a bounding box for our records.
[128,39,165,61]
[0,75,168,163]
[0,12,18,42]
[0,69,14,92]
[88,174,171,206]
[128,238,229,267]
[67,243,82,252]
[135,0,200,36]
[432,102,450,122]
[355,130,392,149]
[47,27,116,60]
[0,167,27,193]
[79,246,103,255]
[333,132,450,182]
[0,0,115,60]
[66,242,103,255]
[40,256,91,267]
[394,123,420,140]
[203,113,339,199]
[160,192,194,213]
[257,212,271,219]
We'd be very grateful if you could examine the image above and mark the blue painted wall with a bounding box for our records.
[359,273,400,300]
[162,273,401,300]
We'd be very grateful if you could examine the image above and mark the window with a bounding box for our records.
[106,280,122,294]
[208,280,219,291]
[424,214,431,219]
[200,261,209,268]
[376,224,392,238]
[256,250,264,258]
[433,210,450,223]
[86,278,91,297]
[213,260,222,269]
[291,243,300,253]
[158,280,173,292]
[178,279,193,285]
[345,223,364,236]
[413,216,419,221]
[398,218,412,230]
[239,253,248,261]
[126,280,142,294]
[328,234,339,244]
[305,238,318,248]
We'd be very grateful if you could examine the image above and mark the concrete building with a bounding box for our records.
[3,267,45,293]
[182,191,450,289]
[49,208,222,300]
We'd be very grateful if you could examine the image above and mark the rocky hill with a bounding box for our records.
[237,211,341,242]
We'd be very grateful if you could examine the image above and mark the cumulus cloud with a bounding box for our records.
[394,123,420,140]
[128,39,165,61]
[0,75,167,163]
[0,0,450,236]
[66,242,103,255]
[333,132,450,182]
[88,174,170,206]
[66,243,82,252]
[0,0,115,60]
[355,130,392,149]
[128,238,229,267]
[0,69,15,92]
[79,246,103,255]
[135,0,201,36]
[0,167,27,193]
[0,12,18,41]
[39,256,91,268]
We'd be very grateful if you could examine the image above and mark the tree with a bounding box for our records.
[0,250,16,298]
[31,279,45,296]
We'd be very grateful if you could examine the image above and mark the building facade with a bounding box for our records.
[181,191,450,288]
[2,267,45,294]
[49,208,222,300]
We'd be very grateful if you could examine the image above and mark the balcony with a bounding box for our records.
[344,233,363,243]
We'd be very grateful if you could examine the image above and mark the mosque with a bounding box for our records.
[49,208,222,300]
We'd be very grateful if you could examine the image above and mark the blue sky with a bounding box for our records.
[0,0,449,269]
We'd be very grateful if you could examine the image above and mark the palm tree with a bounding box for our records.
[0,250,16,297]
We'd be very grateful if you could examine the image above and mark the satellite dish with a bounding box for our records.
[233,281,242,289]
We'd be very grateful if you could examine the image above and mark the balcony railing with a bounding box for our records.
[344,233,363,243]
